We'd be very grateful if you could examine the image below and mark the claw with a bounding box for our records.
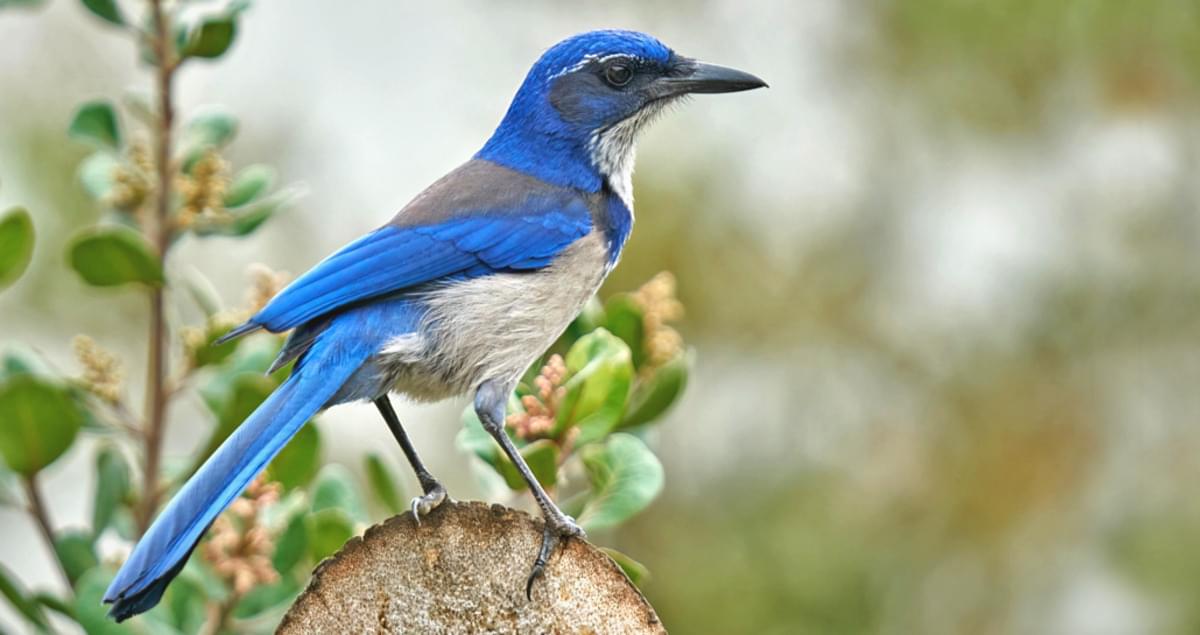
[408,483,448,526]
[525,514,585,600]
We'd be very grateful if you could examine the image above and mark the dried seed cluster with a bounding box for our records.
[507,354,568,440]
[72,334,123,403]
[201,476,281,595]
[109,141,154,214]
[244,263,290,314]
[175,149,231,230]
[633,271,685,369]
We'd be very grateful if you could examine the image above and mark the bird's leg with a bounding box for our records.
[374,396,448,523]
[475,380,585,599]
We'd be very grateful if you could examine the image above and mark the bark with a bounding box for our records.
[278,501,666,634]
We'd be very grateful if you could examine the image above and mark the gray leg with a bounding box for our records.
[374,396,447,523]
[475,379,585,599]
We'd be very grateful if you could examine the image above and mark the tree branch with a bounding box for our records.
[21,475,74,590]
[279,501,665,634]
[138,0,178,536]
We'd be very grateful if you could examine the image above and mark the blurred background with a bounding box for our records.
[2,1,1199,633]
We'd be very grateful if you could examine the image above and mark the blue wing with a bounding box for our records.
[229,195,592,336]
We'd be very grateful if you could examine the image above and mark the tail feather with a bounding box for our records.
[103,352,365,621]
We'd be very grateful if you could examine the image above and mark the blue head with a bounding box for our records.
[477,30,766,196]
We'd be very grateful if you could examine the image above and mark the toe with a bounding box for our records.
[408,486,449,523]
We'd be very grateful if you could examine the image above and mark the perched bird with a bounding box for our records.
[104,29,765,621]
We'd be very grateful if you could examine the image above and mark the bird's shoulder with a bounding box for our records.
[389,158,604,230]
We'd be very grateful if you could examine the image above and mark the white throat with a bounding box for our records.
[588,121,639,209]
[589,95,683,210]
[587,99,676,209]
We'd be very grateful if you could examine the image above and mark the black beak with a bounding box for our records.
[655,57,768,97]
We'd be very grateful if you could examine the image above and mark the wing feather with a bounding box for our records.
[242,197,592,334]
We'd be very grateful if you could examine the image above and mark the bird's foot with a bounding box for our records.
[525,512,586,600]
[409,482,448,525]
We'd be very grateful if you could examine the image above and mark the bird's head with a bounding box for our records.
[477,30,766,199]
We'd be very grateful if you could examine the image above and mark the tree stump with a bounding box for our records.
[277,500,666,634]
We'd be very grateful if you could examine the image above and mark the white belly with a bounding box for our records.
[377,232,610,402]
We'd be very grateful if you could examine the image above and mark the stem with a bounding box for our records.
[22,476,74,590]
[205,592,240,635]
[138,0,177,536]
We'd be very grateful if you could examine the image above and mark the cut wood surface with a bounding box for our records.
[278,500,666,634]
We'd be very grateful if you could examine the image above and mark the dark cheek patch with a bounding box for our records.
[548,73,610,123]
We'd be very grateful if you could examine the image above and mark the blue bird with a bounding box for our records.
[104,29,765,621]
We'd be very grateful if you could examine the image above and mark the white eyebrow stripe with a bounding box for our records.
[547,54,600,81]
[595,53,633,64]
[546,53,638,82]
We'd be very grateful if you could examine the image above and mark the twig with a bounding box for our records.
[205,592,240,635]
[30,345,145,436]
[106,397,147,438]
[21,475,75,590]
[137,0,178,536]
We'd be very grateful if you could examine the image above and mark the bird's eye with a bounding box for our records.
[604,64,633,87]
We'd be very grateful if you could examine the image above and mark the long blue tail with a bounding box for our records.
[103,343,368,621]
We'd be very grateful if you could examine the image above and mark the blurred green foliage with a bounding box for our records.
[0,208,34,290]
[874,0,1200,127]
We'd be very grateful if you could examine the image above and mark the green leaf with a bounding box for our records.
[234,576,300,619]
[494,439,559,491]
[160,572,206,634]
[78,152,119,200]
[272,512,308,574]
[600,547,650,586]
[31,592,73,620]
[311,463,367,523]
[0,350,36,381]
[603,294,646,368]
[193,371,274,471]
[185,108,238,148]
[224,164,274,207]
[183,16,237,59]
[306,508,354,562]
[578,433,663,531]
[561,296,606,346]
[229,200,283,235]
[0,208,34,291]
[190,319,240,368]
[621,352,690,428]
[0,375,84,475]
[54,531,97,584]
[92,445,131,536]
[79,0,124,26]
[182,267,223,316]
[67,226,164,287]
[0,563,51,632]
[268,423,321,490]
[192,197,285,237]
[72,568,125,635]
[68,100,121,149]
[364,454,404,515]
[556,328,634,445]
[456,406,499,465]
[196,338,283,420]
